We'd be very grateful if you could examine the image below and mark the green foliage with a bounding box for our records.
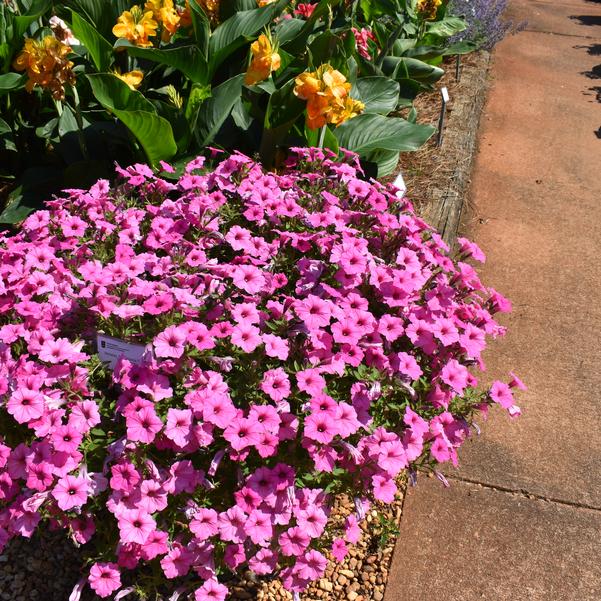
[0,0,475,222]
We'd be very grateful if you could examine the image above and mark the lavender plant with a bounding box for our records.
[448,0,525,50]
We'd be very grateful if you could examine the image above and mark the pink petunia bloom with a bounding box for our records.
[223,418,262,452]
[331,538,348,561]
[509,371,527,391]
[154,325,187,358]
[232,265,266,294]
[39,337,88,364]
[110,462,140,493]
[202,394,237,429]
[126,406,163,443]
[295,549,327,581]
[248,548,278,575]
[393,352,423,381]
[118,508,156,544]
[295,505,327,538]
[6,389,45,424]
[183,321,215,351]
[143,292,174,315]
[260,368,291,402]
[88,562,121,598]
[52,474,88,510]
[303,413,339,445]
[246,509,273,545]
[489,380,514,409]
[295,295,332,330]
[51,424,83,453]
[218,506,247,543]
[331,317,363,345]
[68,401,101,431]
[230,323,262,352]
[378,440,408,475]
[430,437,452,463]
[296,368,326,396]
[372,474,397,503]
[440,359,470,395]
[161,544,193,579]
[344,514,362,543]
[190,508,219,541]
[279,526,310,556]
[164,408,192,448]
[140,529,169,560]
[194,579,228,601]
[262,333,289,360]
[139,479,168,513]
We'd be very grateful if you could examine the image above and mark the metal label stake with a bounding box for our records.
[437,86,450,147]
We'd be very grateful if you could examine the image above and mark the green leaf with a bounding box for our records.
[425,16,467,38]
[334,113,435,154]
[382,56,444,85]
[351,77,399,115]
[304,124,339,153]
[13,0,52,40]
[70,10,113,71]
[0,117,16,152]
[208,1,287,72]
[188,0,211,56]
[362,149,401,177]
[264,79,304,130]
[114,40,209,84]
[0,72,25,96]
[87,74,177,165]
[196,74,245,146]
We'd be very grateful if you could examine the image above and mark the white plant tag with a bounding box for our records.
[441,86,450,103]
[96,334,146,369]
[393,171,407,197]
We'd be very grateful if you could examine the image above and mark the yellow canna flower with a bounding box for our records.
[144,0,181,41]
[244,33,281,86]
[113,5,158,47]
[416,0,442,20]
[13,35,75,100]
[257,0,276,6]
[112,69,144,90]
[328,96,365,126]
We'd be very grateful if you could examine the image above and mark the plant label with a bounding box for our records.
[97,334,146,369]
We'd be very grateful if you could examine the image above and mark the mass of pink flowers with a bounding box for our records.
[0,148,523,599]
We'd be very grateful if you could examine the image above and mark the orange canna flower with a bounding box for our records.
[112,69,144,90]
[244,34,281,85]
[113,5,158,47]
[198,0,221,26]
[13,36,75,100]
[293,65,362,129]
[145,0,181,41]
[257,0,276,6]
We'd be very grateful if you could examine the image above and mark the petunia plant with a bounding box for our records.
[0,148,523,599]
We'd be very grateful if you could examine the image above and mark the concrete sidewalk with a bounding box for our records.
[385,1,601,600]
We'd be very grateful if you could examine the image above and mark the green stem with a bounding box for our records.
[318,124,327,148]
[71,86,90,160]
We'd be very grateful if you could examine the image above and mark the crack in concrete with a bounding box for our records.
[445,473,601,513]
[522,28,601,41]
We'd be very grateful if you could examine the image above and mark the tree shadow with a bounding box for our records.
[569,14,601,26]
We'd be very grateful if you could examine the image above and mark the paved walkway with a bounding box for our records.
[385,1,601,599]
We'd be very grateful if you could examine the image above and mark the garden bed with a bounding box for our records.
[0,50,492,601]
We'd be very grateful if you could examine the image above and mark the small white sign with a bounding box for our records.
[393,171,407,197]
[441,86,450,104]
[96,334,146,369]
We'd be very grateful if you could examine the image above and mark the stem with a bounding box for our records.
[71,86,90,160]
[318,124,327,149]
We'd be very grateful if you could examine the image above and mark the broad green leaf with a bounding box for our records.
[114,40,209,84]
[425,16,467,38]
[188,0,211,56]
[382,56,444,85]
[13,0,52,40]
[196,74,245,146]
[87,74,177,165]
[351,77,399,115]
[70,10,113,71]
[0,72,25,96]
[334,113,435,154]
[264,79,304,130]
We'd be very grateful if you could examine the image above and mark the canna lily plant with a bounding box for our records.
[0,0,474,222]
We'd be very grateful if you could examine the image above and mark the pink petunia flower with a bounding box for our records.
[194,579,228,601]
[88,562,121,598]
[52,475,88,511]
